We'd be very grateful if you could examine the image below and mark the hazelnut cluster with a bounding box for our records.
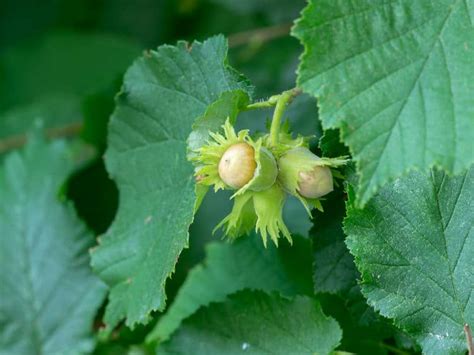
[191,119,347,247]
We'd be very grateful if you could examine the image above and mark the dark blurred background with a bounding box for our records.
[0,1,320,349]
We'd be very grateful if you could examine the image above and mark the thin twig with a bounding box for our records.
[228,23,292,48]
[0,122,83,154]
[465,324,473,355]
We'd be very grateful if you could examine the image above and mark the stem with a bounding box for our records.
[0,121,83,154]
[228,23,292,48]
[465,324,473,355]
[269,88,301,147]
[245,95,280,110]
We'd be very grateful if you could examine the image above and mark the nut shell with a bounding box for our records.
[218,143,257,189]
[297,166,333,199]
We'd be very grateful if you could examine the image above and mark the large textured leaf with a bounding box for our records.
[293,0,474,206]
[161,290,342,355]
[147,234,312,343]
[90,35,252,329]
[345,167,474,354]
[0,133,107,354]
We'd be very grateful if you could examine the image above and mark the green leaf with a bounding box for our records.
[0,132,107,354]
[312,193,358,294]
[90,35,252,329]
[187,89,250,154]
[319,129,349,158]
[160,290,342,355]
[293,0,474,206]
[147,234,313,343]
[312,191,393,353]
[345,167,474,354]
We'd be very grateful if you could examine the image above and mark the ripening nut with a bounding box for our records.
[278,147,335,199]
[218,142,257,189]
[297,166,333,199]
[192,120,278,193]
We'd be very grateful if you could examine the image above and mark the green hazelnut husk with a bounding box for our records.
[278,147,348,211]
[215,184,291,247]
[193,120,278,195]
[233,140,278,196]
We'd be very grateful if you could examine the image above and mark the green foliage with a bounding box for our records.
[0,131,107,354]
[319,129,349,158]
[293,0,474,206]
[188,89,250,155]
[90,35,252,330]
[160,290,342,355]
[319,290,397,355]
[147,234,312,343]
[345,167,473,354]
[1,1,472,354]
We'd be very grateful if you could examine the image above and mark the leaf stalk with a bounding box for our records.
[269,88,301,147]
[465,324,473,355]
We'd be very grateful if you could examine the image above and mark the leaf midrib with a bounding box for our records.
[360,0,461,203]
[20,213,44,355]
[430,170,469,326]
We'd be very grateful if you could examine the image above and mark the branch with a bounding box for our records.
[466,324,473,355]
[228,23,292,48]
[0,122,83,154]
